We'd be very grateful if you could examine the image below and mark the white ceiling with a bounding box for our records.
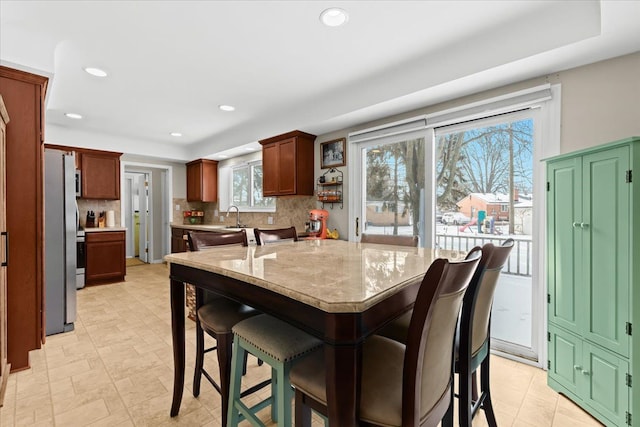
[1,1,639,162]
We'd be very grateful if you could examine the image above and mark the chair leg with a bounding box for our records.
[480,356,498,427]
[193,318,205,397]
[295,388,312,427]
[227,337,246,427]
[459,364,473,427]
[217,332,234,427]
[274,363,293,427]
[242,351,248,375]
[442,383,455,427]
[271,367,278,423]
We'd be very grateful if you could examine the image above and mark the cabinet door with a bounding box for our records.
[581,147,630,357]
[262,142,278,196]
[81,152,120,199]
[548,325,582,396]
[187,160,217,202]
[0,99,9,400]
[547,158,582,333]
[86,232,126,284]
[171,228,187,253]
[581,342,629,427]
[277,137,296,195]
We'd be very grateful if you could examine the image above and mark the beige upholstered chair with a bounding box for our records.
[454,239,514,427]
[254,226,298,245]
[188,230,261,427]
[290,248,482,427]
[378,239,515,427]
[360,233,419,247]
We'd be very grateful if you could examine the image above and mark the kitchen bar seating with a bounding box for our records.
[454,239,514,427]
[228,314,322,427]
[377,239,515,427]
[225,225,317,426]
[360,233,419,247]
[290,248,482,427]
[253,226,298,245]
[187,230,261,427]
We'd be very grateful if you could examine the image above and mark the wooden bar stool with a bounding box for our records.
[227,314,322,427]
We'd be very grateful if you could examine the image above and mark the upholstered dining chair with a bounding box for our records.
[289,248,482,427]
[187,230,262,427]
[377,239,515,427]
[254,226,298,245]
[454,238,514,427]
[360,233,419,247]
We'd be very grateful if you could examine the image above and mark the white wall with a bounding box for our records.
[121,154,186,199]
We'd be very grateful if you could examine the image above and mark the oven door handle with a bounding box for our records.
[1,231,8,267]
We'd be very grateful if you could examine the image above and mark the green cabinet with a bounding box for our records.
[547,137,640,427]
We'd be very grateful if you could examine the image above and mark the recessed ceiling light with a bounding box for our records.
[84,67,108,77]
[218,155,229,158]
[320,8,349,27]
[170,132,183,137]
[219,105,235,112]
[65,113,83,119]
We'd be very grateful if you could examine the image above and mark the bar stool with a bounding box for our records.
[227,314,322,427]
[188,230,263,427]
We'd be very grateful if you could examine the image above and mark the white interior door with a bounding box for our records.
[137,174,149,263]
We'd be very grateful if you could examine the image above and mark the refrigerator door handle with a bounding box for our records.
[1,231,8,267]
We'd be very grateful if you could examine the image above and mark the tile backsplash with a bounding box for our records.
[173,196,316,231]
[77,199,121,228]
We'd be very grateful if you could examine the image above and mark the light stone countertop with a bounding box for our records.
[164,239,466,313]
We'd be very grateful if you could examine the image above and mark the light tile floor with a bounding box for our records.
[0,263,603,426]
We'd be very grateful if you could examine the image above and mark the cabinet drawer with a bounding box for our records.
[86,231,125,243]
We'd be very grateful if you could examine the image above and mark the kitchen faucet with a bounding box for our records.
[227,205,242,228]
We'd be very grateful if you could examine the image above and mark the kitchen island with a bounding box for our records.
[165,239,463,426]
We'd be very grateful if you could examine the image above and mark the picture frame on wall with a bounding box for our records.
[320,138,346,169]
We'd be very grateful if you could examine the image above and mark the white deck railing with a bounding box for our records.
[435,233,532,276]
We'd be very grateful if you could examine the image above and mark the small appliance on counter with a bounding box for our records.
[307,209,329,239]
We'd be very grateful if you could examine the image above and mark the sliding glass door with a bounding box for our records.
[435,112,538,360]
[350,109,545,364]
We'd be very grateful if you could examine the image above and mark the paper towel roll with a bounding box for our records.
[106,210,115,227]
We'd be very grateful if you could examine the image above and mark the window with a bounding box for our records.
[231,162,275,210]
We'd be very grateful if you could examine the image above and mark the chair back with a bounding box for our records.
[464,238,514,356]
[402,248,481,426]
[188,229,248,251]
[254,226,298,245]
[361,233,418,247]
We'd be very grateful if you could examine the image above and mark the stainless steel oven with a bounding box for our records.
[76,230,85,289]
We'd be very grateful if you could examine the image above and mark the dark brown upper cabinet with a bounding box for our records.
[79,149,122,200]
[259,130,315,196]
[186,159,218,202]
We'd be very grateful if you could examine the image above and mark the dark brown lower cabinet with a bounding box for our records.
[85,231,126,285]
[171,227,188,253]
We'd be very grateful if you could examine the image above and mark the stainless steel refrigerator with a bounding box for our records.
[44,149,77,335]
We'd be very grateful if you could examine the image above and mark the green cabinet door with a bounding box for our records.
[548,325,582,396]
[547,158,582,334]
[582,147,630,358]
[582,342,629,427]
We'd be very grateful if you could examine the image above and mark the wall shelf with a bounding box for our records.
[317,168,343,209]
